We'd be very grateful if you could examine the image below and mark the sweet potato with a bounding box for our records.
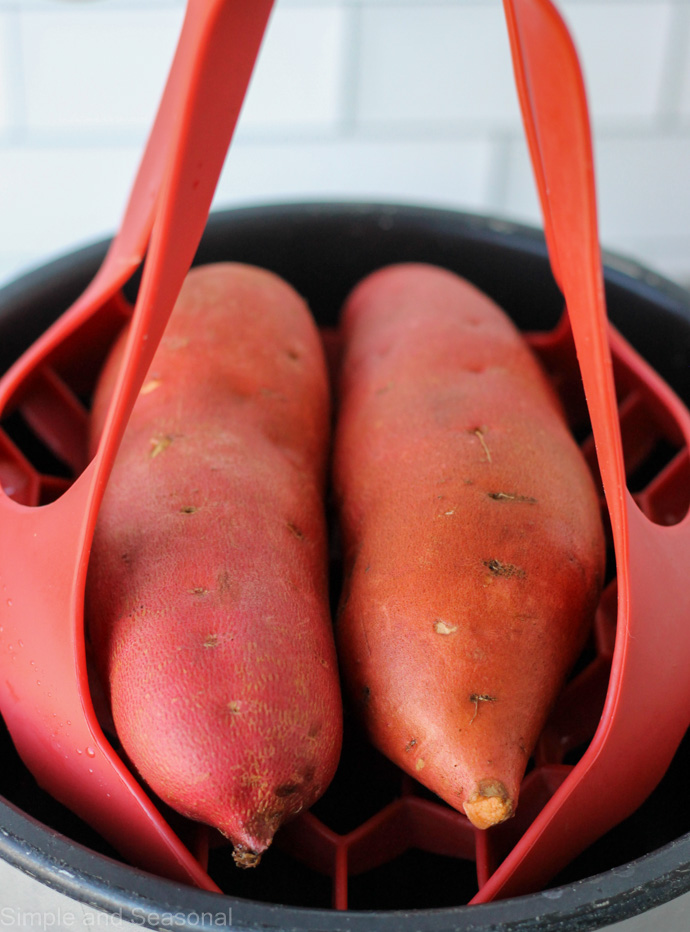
[86,262,342,866]
[332,263,605,829]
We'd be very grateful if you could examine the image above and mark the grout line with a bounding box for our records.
[337,2,363,138]
[0,0,680,7]
[3,6,26,144]
[655,0,690,131]
[7,117,690,153]
[0,1,185,9]
[483,131,516,214]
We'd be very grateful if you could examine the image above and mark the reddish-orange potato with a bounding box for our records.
[332,263,605,829]
[86,262,342,865]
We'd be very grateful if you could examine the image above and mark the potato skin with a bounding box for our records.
[86,263,342,864]
[332,263,605,828]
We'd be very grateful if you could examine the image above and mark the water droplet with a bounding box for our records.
[36,679,40,686]
[17,640,23,648]
[6,600,12,608]
[66,720,71,726]
[85,746,95,758]
[76,749,82,755]
[88,768,94,774]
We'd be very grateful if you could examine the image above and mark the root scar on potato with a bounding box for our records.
[483,559,526,579]
[470,693,497,723]
[488,491,537,504]
[287,521,305,540]
[140,378,162,395]
[149,435,174,458]
[464,779,513,829]
[232,846,261,869]
[471,427,492,463]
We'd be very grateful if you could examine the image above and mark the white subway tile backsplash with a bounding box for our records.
[496,132,541,226]
[0,0,688,295]
[595,134,690,241]
[0,144,142,256]
[5,1,184,7]
[213,134,494,210]
[502,129,690,278]
[356,3,522,129]
[19,6,184,135]
[238,5,348,132]
[561,1,674,126]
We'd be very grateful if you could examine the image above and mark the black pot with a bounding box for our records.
[1,202,690,931]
